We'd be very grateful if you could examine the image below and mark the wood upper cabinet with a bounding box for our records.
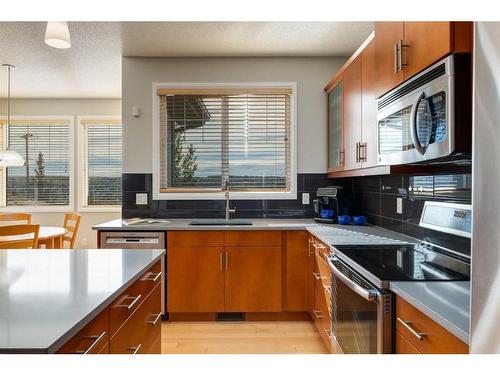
[374,22,404,98]
[327,79,344,172]
[343,54,362,171]
[375,21,472,98]
[225,247,282,312]
[361,39,378,168]
[167,247,225,313]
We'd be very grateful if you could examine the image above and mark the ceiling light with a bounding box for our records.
[44,21,71,49]
[1,64,24,167]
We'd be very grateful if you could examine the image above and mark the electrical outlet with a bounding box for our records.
[302,193,310,205]
[396,197,403,214]
[81,237,88,246]
[136,193,148,205]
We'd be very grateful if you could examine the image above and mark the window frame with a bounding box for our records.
[152,82,297,200]
[77,115,122,213]
[0,115,75,213]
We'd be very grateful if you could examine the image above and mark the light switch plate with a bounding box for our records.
[396,197,403,214]
[302,193,310,205]
[136,193,148,205]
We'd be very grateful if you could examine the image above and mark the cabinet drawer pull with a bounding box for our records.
[143,271,162,282]
[311,242,328,251]
[129,344,142,354]
[313,310,324,320]
[148,312,162,326]
[397,317,426,341]
[74,331,107,354]
[324,285,332,295]
[118,294,142,310]
[324,329,333,340]
[313,272,327,281]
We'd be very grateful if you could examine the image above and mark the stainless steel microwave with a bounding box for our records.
[377,54,471,166]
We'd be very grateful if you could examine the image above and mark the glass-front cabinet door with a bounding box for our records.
[328,80,344,171]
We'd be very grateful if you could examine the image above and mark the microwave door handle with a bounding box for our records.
[327,257,377,301]
[410,91,426,155]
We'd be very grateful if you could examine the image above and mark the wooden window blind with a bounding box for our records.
[158,88,292,192]
[0,119,71,206]
[81,119,122,206]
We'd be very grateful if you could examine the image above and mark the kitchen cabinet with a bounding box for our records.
[374,21,472,97]
[327,79,344,172]
[395,296,469,354]
[361,39,378,168]
[167,230,282,313]
[285,231,312,312]
[343,54,362,171]
[57,259,162,354]
[225,247,282,312]
[167,247,225,313]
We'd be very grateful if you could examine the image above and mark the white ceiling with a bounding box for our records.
[0,22,373,98]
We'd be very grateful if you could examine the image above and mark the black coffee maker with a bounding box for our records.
[313,186,341,224]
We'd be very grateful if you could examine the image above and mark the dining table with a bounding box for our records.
[0,226,68,249]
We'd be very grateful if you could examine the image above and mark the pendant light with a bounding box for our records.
[0,64,24,167]
[44,22,71,49]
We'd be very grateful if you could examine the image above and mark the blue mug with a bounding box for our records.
[320,209,334,219]
[337,215,351,225]
[352,215,367,226]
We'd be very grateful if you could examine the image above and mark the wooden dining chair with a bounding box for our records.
[0,213,32,225]
[63,213,81,249]
[0,224,40,249]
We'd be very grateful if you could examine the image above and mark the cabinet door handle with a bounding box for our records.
[313,272,327,281]
[117,294,142,310]
[394,43,399,73]
[219,252,223,271]
[398,40,408,71]
[74,331,107,354]
[225,252,228,270]
[308,239,313,257]
[324,329,333,340]
[355,142,359,163]
[148,312,162,326]
[324,285,332,295]
[397,317,426,341]
[129,344,142,354]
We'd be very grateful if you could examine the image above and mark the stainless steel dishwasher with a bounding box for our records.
[99,231,166,317]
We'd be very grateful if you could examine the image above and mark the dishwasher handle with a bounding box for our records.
[105,238,160,244]
[327,256,378,302]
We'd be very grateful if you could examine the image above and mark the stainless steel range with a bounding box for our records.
[327,201,471,354]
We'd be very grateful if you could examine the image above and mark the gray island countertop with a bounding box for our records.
[390,281,470,344]
[0,248,165,353]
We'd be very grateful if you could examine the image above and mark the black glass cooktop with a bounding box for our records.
[333,244,470,282]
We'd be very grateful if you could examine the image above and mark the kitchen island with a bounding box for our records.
[0,248,165,354]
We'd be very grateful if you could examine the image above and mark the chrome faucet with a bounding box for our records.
[223,179,236,221]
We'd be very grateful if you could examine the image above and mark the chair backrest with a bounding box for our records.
[63,213,81,249]
[0,224,40,249]
[0,213,32,225]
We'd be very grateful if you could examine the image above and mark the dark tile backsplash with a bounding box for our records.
[331,173,472,256]
[122,173,339,220]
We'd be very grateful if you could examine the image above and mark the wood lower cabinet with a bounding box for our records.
[167,247,225,313]
[225,247,282,312]
[285,231,311,312]
[395,296,469,354]
[167,231,283,314]
[57,259,163,354]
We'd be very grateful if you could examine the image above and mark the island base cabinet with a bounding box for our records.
[110,283,162,354]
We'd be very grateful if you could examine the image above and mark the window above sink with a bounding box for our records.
[151,82,297,200]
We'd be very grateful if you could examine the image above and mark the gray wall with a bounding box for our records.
[121,56,346,174]
[471,22,500,353]
[0,98,122,249]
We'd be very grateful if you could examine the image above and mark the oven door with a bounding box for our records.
[328,255,392,354]
[377,63,453,166]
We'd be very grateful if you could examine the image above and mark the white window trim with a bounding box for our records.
[77,115,122,213]
[0,115,75,213]
[151,82,298,200]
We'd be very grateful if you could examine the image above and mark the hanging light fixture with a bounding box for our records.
[0,64,24,167]
[44,22,71,49]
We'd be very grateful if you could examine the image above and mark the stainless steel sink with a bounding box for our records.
[189,219,253,226]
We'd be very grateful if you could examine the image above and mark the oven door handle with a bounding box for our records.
[327,257,377,302]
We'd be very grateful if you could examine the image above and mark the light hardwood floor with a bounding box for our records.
[162,321,328,354]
